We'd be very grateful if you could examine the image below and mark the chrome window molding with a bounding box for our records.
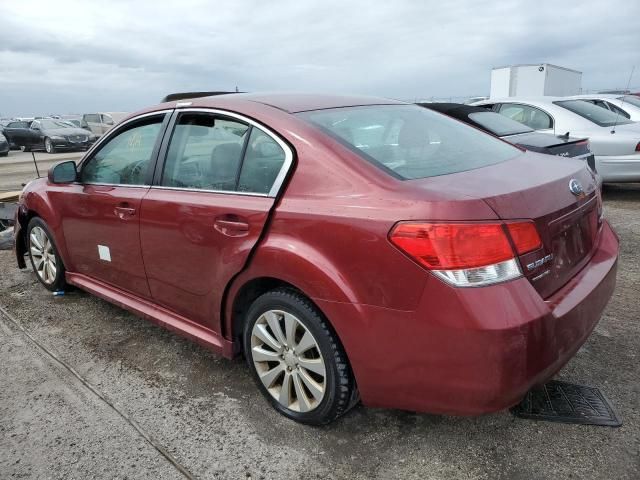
[171,107,294,198]
[150,185,268,197]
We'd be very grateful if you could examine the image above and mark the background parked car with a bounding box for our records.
[3,119,97,153]
[566,94,640,121]
[80,112,129,136]
[419,103,595,170]
[2,120,31,150]
[473,97,640,182]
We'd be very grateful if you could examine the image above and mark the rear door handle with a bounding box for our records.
[114,205,136,219]
[214,217,250,237]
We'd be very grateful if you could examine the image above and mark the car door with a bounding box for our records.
[54,111,171,297]
[28,120,44,149]
[5,121,28,147]
[139,110,291,331]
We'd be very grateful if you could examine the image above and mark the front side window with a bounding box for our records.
[298,105,521,180]
[554,100,633,127]
[81,116,164,185]
[84,114,101,123]
[161,113,249,191]
[497,104,553,130]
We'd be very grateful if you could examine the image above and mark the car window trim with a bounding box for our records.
[496,102,555,130]
[77,110,172,188]
[152,107,294,198]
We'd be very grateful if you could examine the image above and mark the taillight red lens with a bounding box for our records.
[506,221,542,255]
[389,222,514,270]
[635,141,640,152]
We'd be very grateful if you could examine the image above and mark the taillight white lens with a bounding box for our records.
[432,258,522,287]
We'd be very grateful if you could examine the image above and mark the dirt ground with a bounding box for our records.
[0,184,639,479]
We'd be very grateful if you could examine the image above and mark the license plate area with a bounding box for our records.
[548,196,598,281]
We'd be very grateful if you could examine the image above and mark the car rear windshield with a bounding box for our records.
[617,96,640,108]
[298,105,520,180]
[554,100,633,127]
[467,111,533,136]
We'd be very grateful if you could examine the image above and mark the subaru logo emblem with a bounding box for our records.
[569,179,584,196]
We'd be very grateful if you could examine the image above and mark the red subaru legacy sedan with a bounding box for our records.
[14,93,618,425]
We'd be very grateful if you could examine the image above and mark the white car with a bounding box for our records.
[565,94,640,121]
[473,97,640,182]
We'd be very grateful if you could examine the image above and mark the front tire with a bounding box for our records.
[44,138,56,154]
[27,217,66,291]
[243,289,358,425]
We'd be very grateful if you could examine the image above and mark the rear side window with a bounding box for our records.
[84,114,101,123]
[298,105,520,180]
[497,104,553,130]
[161,113,249,191]
[161,112,286,195]
[81,116,164,185]
[238,129,286,194]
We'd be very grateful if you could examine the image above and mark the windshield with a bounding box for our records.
[298,105,521,180]
[617,96,640,108]
[554,100,634,127]
[467,111,533,136]
[40,119,76,129]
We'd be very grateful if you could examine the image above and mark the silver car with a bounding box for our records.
[473,97,640,182]
[565,94,640,121]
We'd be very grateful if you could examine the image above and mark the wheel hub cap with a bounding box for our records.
[250,310,326,412]
[29,226,57,285]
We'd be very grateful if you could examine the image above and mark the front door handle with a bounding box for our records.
[114,205,136,219]
[214,216,250,237]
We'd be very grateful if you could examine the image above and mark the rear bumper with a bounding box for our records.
[315,221,619,415]
[595,153,640,182]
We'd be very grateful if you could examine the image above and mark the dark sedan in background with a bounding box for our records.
[419,103,596,170]
[3,119,97,154]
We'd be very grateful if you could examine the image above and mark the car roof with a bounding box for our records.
[160,92,405,114]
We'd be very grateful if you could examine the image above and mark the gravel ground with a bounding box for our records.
[0,184,638,479]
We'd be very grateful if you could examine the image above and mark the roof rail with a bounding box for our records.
[161,91,243,103]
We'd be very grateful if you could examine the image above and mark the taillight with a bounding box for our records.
[635,141,640,152]
[506,221,542,255]
[389,221,542,287]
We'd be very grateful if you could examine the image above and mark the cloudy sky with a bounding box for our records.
[1,0,639,117]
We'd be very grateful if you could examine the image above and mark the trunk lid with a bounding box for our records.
[408,151,602,298]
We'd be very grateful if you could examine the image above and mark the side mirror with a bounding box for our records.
[48,161,77,184]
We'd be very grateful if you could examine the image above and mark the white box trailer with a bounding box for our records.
[490,64,582,98]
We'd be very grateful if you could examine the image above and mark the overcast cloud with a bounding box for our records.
[1,0,639,116]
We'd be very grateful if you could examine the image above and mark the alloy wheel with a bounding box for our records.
[250,310,326,412]
[29,226,57,284]
[45,138,53,153]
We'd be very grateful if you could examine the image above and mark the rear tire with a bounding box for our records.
[243,288,358,425]
[22,145,30,152]
[26,217,66,292]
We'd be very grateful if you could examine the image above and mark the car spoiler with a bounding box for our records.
[161,91,243,102]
